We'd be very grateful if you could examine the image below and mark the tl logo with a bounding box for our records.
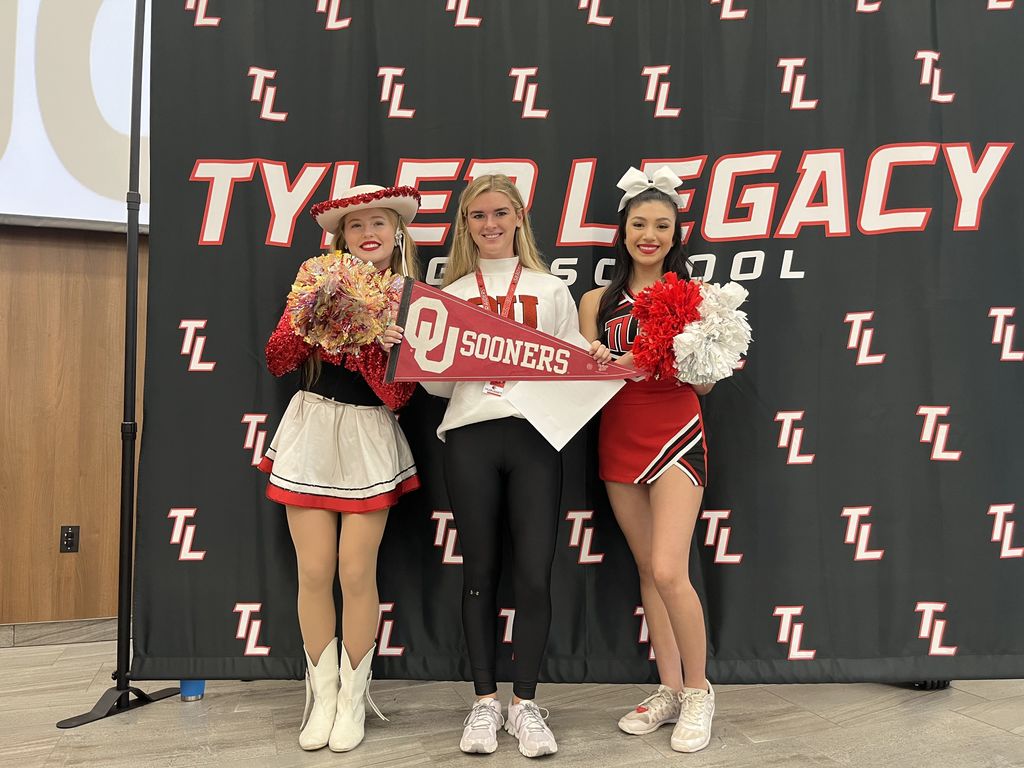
[445,0,481,26]
[844,311,885,365]
[988,504,1024,559]
[989,308,1024,361]
[168,508,206,561]
[777,58,818,110]
[914,51,955,104]
[241,414,268,467]
[855,0,881,11]
[915,602,957,656]
[567,510,604,564]
[431,511,463,565]
[178,320,216,372]
[185,0,220,27]
[233,603,270,656]
[315,0,351,29]
[376,603,405,656]
[710,0,748,20]
[916,406,961,462]
[578,0,613,26]
[840,506,884,561]
[509,68,549,119]
[641,65,682,118]
[378,67,415,118]
[246,67,288,122]
[635,606,656,660]
[775,411,815,465]
[774,605,816,660]
[701,510,743,564]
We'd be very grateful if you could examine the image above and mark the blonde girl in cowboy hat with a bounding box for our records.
[259,184,420,753]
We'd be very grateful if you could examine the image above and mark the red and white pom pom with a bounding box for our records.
[631,273,703,380]
[672,281,752,386]
[631,276,751,385]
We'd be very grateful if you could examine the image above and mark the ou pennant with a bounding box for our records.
[385,278,632,382]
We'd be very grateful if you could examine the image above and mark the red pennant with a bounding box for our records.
[385,278,632,382]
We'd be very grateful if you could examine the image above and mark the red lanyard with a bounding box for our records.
[475,262,522,319]
[475,262,522,393]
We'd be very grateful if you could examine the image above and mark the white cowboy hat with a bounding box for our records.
[310,184,420,235]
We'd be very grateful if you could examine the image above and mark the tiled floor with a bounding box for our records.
[0,619,116,648]
[1,641,1023,767]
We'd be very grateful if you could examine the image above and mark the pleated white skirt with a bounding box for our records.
[258,391,419,513]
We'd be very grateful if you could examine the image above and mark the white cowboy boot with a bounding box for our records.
[298,638,339,751]
[329,643,388,752]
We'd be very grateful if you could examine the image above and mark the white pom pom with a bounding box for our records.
[672,281,752,386]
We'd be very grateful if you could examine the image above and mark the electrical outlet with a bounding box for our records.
[60,525,80,553]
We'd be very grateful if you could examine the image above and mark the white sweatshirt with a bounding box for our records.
[421,257,583,440]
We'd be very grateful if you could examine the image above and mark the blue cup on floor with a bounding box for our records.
[179,679,206,701]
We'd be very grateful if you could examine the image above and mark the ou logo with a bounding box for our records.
[405,297,459,373]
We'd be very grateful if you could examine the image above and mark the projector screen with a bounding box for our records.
[0,0,150,230]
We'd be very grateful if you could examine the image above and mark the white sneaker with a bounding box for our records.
[617,684,681,735]
[460,697,504,754]
[670,683,715,753]
[505,699,557,758]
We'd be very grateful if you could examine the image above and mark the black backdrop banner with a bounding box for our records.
[133,1,1024,684]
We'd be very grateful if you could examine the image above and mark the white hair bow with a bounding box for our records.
[616,166,684,212]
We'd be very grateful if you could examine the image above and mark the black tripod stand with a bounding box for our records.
[57,0,178,728]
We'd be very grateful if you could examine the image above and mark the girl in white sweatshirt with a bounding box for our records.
[420,174,608,758]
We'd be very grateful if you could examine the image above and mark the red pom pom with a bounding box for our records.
[630,274,703,379]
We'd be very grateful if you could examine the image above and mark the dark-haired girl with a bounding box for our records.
[578,167,715,753]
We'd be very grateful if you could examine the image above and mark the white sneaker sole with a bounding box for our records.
[504,722,557,758]
[671,714,714,754]
[671,731,712,753]
[618,716,678,736]
[460,737,498,754]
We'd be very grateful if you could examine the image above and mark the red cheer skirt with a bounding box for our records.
[599,378,706,487]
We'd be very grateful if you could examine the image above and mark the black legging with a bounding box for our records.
[443,417,561,701]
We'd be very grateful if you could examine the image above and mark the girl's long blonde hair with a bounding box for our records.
[443,174,548,286]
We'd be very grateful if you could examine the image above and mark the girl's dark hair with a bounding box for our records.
[596,188,691,336]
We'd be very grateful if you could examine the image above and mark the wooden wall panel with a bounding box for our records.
[0,225,148,623]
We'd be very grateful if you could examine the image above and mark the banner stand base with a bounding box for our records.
[53,0,176,735]
[56,683,180,729]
